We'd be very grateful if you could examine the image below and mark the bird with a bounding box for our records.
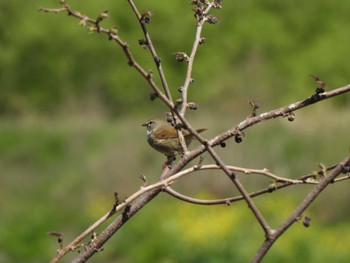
[142,119,207,159]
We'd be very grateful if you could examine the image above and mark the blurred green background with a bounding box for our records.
[1,0,349,262]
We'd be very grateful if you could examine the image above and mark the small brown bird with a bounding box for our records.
[142,119,207,158]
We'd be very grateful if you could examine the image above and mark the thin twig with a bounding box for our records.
[205,144,273,235]
[52,83,349,262]
[182,164,306,183]
[40,2,350,262]
[164,184,289,205]
[127,0,173,102]
[252,155,350,262]
[39,4,174,110]
[38,7,66,13]
[165,162,350,205]
[179,3,213,116]
[176,3,213,154]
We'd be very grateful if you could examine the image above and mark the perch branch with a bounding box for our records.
[41,2,350,262]
[51,83,349,262]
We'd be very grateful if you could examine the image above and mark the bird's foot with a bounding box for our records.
[162,155,176,169]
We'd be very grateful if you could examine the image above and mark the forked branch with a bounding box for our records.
[40,1,350,263]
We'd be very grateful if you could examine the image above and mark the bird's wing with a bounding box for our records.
[154,126,179,139]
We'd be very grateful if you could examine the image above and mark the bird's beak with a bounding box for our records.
[141,122,148,127]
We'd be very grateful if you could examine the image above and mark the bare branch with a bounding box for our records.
[38,7,66,13]
[164,162,350,205]
[127,0,173,103]
[204,143,273,235]
[41,1,350,263]
[179,2,214,116]
[50,83,348,262]
[252,155,350,262]
[39,2,175,110]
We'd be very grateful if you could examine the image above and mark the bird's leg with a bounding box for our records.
[162,155,176,169]
[180,149,189,158]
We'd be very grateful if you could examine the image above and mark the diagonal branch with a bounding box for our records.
[204,144,273,235]
[48,79,348,262]
[41,2,350,263]
[39,3,175,110]
[252,155,350,263]
[127,0,173,102]
[50,83,349,262]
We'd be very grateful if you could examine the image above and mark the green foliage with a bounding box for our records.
[1,0,349,115]
[98,194,350,263]
[0,114,349,262]
[1,1,349,262]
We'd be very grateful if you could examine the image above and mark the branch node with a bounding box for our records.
[149,92,159,101]
[47,232,64,251]
[147,70,153,79]
[122,204,132,221]
[110,192,120,212]
[140,11,153,24]
[206,14,219,24]
[234,130,244,143]
[303,216,311,227]
[229,171,236,179]
[203,139,210,148]
[154,56,161,65]
[187,101,198,110]
[128,60,135,66]
[139,172,148,187]
[173,52,189,62]
[213,0,223,9]
[109,26,118,35]
[138,39,148,49]
[199,37,206,44]
[247,98,260,117]
[267,182,277,193]
[96,10,109,24]
[341,163,350,174]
